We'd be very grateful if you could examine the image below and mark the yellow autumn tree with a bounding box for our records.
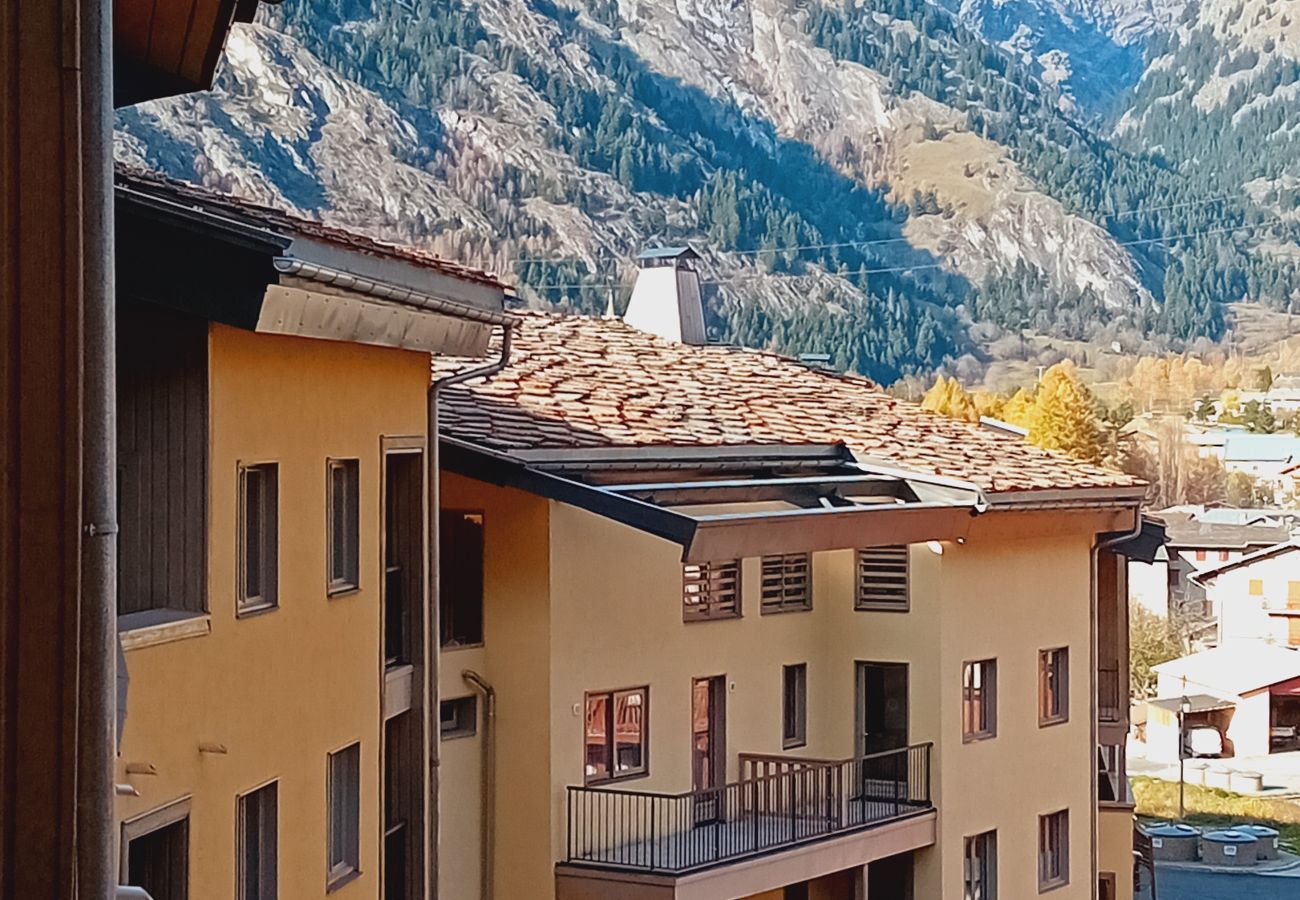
[1000,387,1036,428]
[920,375,979,423]
[972,389,1006,420]
[1027,362,1103,463]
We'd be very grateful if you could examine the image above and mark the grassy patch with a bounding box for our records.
[1133,775,1300,853]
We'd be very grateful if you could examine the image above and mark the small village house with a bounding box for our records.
[1147,644,1300,760]
[1191,542,1300,646]
[1127,508,1289,627]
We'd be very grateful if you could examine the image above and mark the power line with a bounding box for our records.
[505,192,1278,269]
[519,216,1296,291]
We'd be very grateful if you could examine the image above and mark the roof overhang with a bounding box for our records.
[441,439,987,563]
[115,180,510,355]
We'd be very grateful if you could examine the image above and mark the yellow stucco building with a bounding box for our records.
[433,297,1149,900]
[111,172,509,900]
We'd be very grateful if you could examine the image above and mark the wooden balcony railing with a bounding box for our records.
[565,743,932,874]
[1098,663,1124,724]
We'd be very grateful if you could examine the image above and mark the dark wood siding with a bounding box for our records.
[116,302,208,616]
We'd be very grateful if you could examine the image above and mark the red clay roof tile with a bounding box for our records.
[437,312,1141,495]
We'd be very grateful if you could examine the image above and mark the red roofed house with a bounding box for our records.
[433,254,1151,900]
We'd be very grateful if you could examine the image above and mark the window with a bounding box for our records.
[440,510,484,647]
[855,546,909,610]
[782,664,807,749]
[237,782,277,900]
[327,459,359,595]
[1038,809,1069,891]
[440,696,477,740]
[122,799,190,900]
[1195,549,1207,561]
[327,743,360,890]
[964,830,997,900]
[683,561,741,621]
[761,554,811,613]
[1250,579,1265,596]
[584,687,648,783]
[238,463,278,615]
[962,659,997,741]
[1039,647,1069,726]
[1218,550,1230,562]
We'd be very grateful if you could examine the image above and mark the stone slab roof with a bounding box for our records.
[438,313,1141,496]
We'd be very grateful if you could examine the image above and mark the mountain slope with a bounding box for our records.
[943,0,1185,117]
[114,0,1297,382]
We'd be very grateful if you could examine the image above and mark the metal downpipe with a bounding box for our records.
[426,321,514,900]
[462,670,497,900]
[77,0,118,895]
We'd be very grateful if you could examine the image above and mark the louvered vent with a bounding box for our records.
[855,546,909,610]
[761,554,811,613]
[682,560,741,621]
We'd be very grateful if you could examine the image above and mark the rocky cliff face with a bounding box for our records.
[945,0,1187,116]
[115,0,1186,378]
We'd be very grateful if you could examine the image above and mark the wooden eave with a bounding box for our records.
[113,0,263,107]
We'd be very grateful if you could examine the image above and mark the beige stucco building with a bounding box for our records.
[433,296,1150,900]
[110,173,509,900]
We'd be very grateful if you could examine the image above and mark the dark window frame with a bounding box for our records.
[683,560,742,622]
[440,509,485,648]
[964,830,997,900]
[326,743,361,891]
[1039,647,1069,727]
[120,797,191,894]
[326,458,360,597]
[583,686,650,785]
[237,781,278,900]
[761,554,812,614]
[237,462,279,617]
[782,663,808,749]
[440,696,477,740]
[1038,809,1069,891]
[855,546,910,611]
[962,659,997,742]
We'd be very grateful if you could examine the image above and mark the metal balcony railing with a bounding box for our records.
[565,743,932,874]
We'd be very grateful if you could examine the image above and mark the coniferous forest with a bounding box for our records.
[119,0,1300,385]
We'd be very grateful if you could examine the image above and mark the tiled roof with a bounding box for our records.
[1155,511,1292,549]
[114,165,509,290]
[438,312,1142,495]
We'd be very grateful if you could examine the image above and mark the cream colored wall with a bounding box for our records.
[439,473,553,900]
[544,505,1098,900]
[1208,553,1300,645]
[115,325,429,899]
[1228,692,1272,757]
[926,533,1097,900]
[1098,805,1135,900]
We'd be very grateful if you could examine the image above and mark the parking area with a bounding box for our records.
[1157,867,1296,899]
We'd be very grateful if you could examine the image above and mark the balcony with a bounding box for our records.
[564,744,932,875]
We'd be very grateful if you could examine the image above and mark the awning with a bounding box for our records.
[441,439,987,562]
[1149,695,1236,715]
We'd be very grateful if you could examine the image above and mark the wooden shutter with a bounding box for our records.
[856,546,909,609]
[761,554,811,612]
[683,561,741,621]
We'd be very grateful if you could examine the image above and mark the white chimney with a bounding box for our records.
[622,246,706,344]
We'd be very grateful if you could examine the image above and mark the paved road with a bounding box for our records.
[1157,868,1298,899]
